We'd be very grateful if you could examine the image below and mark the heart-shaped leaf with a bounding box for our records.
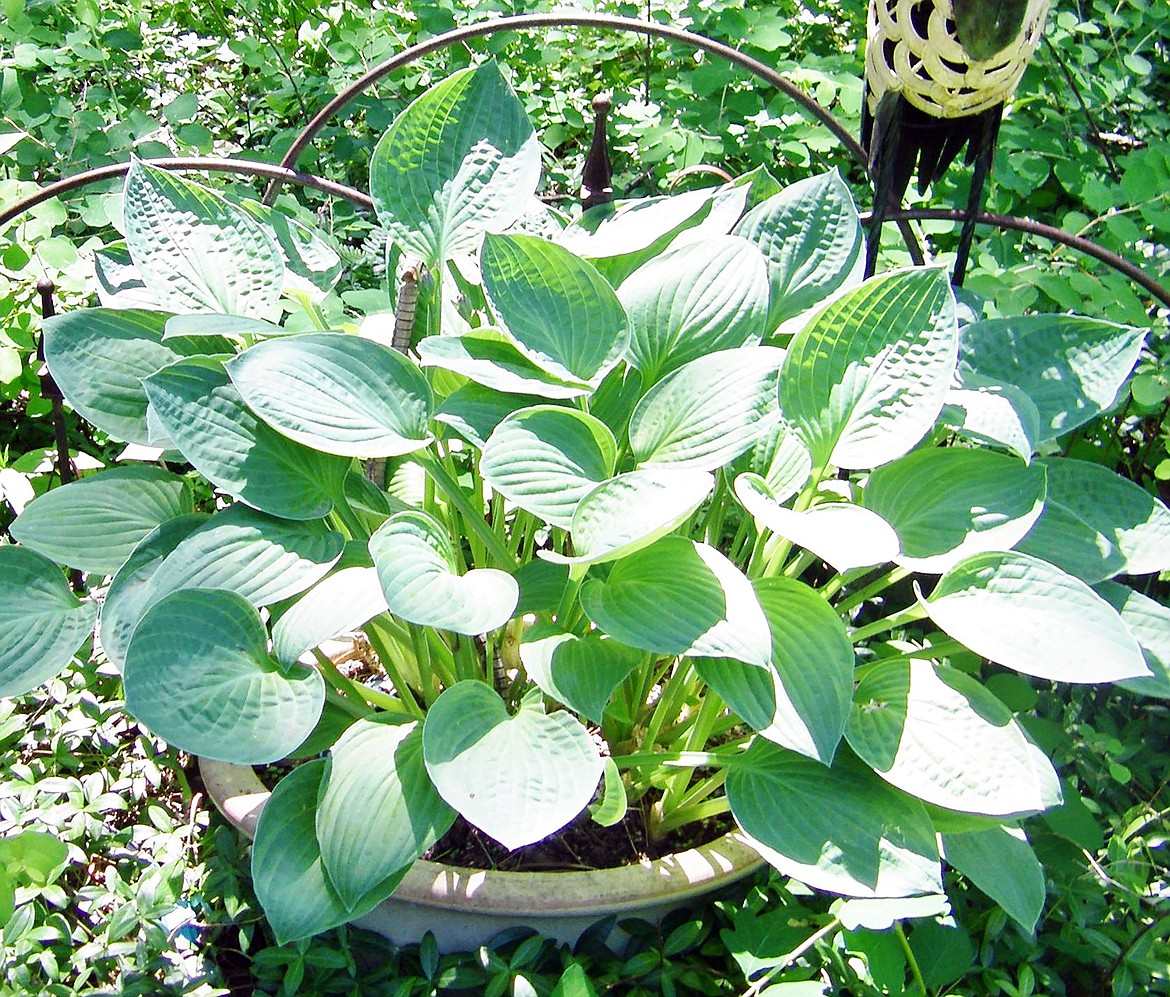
[418,328,591,400]
[98,514,208,671]
[735,418,813,505]
[620,235,770,383]
[10,466,192,576]
[958,315,1145,442]
[369,61,540,265]
[42,308,230,445]
[142,504,344,613]
[422,681,603,849]
[480,406,617,529]
[435,383,557,448]
[580,537,771,666]
[541,468,714,570]
[695,577,853,763]
[316,721,454,909]
[370,512,518,635]
[781,267,957,470]
[481,233,628,386]
[519,626,643,724]
[272,566,390,668]
[941,377,1040,461]
[124,588,324,763]
[1016,458,1170,582]
[252,760,403,945]
[864,448,1047,574]
[921,552,1149,683]
[846,660,1062,815]
[1097,582,1170,700]
[226,333,434,458]
[629,347,784,471]
[0,546,97,698]
[144,359,348,519]
[733,169,864,328]
[558,188,721,285]
[727,741,942,898]
[735,475,900,572]
[234,196,344,296]
[942,826,1045,933]
[123,159,284,319]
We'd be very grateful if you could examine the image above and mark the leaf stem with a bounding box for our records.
[895,922,928,997]
[740,917,841,997]
[418,453,517,569]
[834,565,912,616]
[849,603,930,643]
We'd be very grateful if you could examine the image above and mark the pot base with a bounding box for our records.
[200,757,764,952]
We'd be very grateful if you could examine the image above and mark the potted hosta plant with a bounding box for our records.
[2,60,1169,950]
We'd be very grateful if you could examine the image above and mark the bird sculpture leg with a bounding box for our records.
[952,108,1002,286]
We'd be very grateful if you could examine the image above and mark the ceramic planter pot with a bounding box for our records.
[199,757,764,952]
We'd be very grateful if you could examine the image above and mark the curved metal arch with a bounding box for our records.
[0,158,372,230]
[878,208,1170,310]
[267,12,869,192]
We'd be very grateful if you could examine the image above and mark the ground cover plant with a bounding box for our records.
[1,53,1168,988]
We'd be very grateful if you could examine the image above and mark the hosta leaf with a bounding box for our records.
[846,660,1061,815]
[558,188,720,285]
[727,741,942,898]
[481,233,628,386]
[422,681,603,849]
[123,159,283,319]
[1016,458,1170,582]
[369,512,518,635]
[235,197,343,295]
[941,377,1040,461]
[921,552,1149,683]
[124,588,324,763]
[735,476,900,572]
[942,826,1045,933]
[253,760,402,945]
[418,328,591,400]
[864,449,1046,573]
[733,169,864,327]
[144,360,348,519]
[164,313,289,340]
[518,627,643,725]
[0,546,97,698]
[958,316,1145,441]
[1097,583,1170,699]
[43,308,230,445]
[226,333,434,457]
[272,567,389,668]
[480,407,617,529]
[695,577,853,763]
[369,61,540,265]
[620,235,770,383]
[629,347,784,471]
[435,383,557,448]
[541,468,713,569]
[580,537,771,666]
[781,268,957,470]
[94,245,157,309]
[99,514,207,671]
[317,721,454,909]
[735,419,813,505]
[10,466,192,576]
[142,504,344,611]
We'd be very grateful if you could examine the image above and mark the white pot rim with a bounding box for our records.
[199,756,765,918]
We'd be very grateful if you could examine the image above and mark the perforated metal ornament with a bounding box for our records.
[866,0,1050,119]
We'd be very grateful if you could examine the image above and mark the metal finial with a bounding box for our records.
[581,94,614,210]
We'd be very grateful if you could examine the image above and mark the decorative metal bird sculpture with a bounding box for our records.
[862,0,1050,283]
